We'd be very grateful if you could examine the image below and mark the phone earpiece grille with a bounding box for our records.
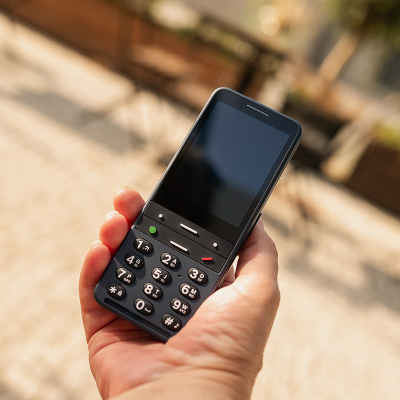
[246,105,269,117]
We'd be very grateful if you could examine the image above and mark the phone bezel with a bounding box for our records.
[151,88,301,243]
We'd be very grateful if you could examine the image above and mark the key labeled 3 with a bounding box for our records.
[188,268,208,284]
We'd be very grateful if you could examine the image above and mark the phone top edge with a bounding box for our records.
[211,87,302,139]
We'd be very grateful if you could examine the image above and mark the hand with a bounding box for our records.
[79,187,280,400]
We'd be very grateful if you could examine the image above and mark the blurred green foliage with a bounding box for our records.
[325,0,400,47]
[375,124,400,152]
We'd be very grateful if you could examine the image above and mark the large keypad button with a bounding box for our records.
[124,253,144,269]
[179,283,199,300]
[170,298,191,316]
[133,238,153,254]
[160,253,180,269]
[106,283,126,300]
[134,298,154,315]
[152,267,172,285]
[116,268,136,285]
[162,314,182,331]
[143,283,163,300]
[188,268,208,285]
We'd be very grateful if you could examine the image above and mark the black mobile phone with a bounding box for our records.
[94,88,301,342]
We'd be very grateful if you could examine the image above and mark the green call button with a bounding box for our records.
[149,226,157,234]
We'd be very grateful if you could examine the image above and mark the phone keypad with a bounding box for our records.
[152,267,172,284]
[100,220,221,340]
[116,268,136,285]
[143,283,163,300]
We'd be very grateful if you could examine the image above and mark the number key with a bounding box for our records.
[124,253,144,269]
[134,298,154,315]
[116,268,136,285]
[180,283,199,300]
[161,253,180,269]
[171,298,191,316]
[133,238,153,254]
[143,283,163,300]
[188,268,208,285]
[152,267,172,285]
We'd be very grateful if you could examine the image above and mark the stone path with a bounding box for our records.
[0,15,399,400]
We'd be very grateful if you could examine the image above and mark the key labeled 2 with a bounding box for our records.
[160,253,180,269]
[152,267,172,284]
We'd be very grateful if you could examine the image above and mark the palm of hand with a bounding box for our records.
[80,188,279,399]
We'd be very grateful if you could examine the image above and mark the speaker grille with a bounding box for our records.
[246,104,269,117]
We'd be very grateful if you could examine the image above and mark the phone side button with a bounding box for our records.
[247,213,262,238]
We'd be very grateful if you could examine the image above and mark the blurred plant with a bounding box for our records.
[375,123,400,152]
[319,0,400,82]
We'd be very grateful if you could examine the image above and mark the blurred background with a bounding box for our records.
[0,0,399,399]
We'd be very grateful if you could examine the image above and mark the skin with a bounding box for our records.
[79,187,280,400]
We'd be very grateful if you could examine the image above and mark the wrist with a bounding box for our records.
[108,367,254,400]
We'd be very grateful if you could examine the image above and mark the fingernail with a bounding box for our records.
[113,186,132,198]
[105,211,119,219]
[90,240,102,249]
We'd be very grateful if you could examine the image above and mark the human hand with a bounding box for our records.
[79,187,280,400]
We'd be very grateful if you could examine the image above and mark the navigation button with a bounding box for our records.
[180,223,198,235]
[170,241,188,252]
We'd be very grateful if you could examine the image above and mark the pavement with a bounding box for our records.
[0,14,399,400]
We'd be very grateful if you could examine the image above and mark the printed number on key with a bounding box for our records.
[188,268,208,284]
[180,283,199,300]
[152,268,172,285]
[171,298,191,316]
[143,283,163,300]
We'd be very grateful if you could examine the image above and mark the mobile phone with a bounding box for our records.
[94,88,301,342]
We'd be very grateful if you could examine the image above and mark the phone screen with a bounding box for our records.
[165,101,289,227]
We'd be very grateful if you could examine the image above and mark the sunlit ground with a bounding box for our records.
[0,15,399,400]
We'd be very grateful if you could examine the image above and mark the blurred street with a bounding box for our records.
[0,15,400,400]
